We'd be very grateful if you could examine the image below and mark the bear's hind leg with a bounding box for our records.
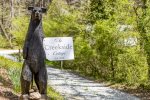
[34,66,47,100]
[20,61,32,95]
[34,67,47,94]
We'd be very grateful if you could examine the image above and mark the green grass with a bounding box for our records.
[47,86,64,100]
[0,56,21,92]
[0,56,64,99]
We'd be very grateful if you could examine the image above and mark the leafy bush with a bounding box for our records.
[11,16,29,48]
[116,48,148,84]
[0,36,9,48]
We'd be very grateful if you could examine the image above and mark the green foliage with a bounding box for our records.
[11,16,29,48]
[47,86,64,100]
[43,0,83,37]
[133,0,150,78]
[0,56,21,69]
[7,0,150,87]
[116,47,148,84]
[8,67,21,93]
[0,35,9,48]
[0,56,22,92]
[92,20,119,79]
[62,0,149,85]
[89,0,107,22]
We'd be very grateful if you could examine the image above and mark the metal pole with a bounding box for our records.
[61,61,63,70]
[33,0,35,6]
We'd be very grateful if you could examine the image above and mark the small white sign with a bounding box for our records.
[43,37,74,61]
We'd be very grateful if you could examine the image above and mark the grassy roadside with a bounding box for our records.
[0,56,64,100]
[0,56,22,92]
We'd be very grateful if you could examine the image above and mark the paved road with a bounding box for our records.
[0,50,21,62]
[0,50,20,55]
[47,67,140,100]
[0,50,140,100]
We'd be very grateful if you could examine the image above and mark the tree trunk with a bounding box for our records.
[10,0,14,18]
[0,21,9,40]
[1,0,4,24]
[0,22,12,48]
[110,55,115,79]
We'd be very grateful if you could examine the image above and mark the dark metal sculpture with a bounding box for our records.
[20,4,47,100]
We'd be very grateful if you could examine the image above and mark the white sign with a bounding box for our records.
[43,37,74,61]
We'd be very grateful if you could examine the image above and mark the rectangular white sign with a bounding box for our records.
[43,37,74,61]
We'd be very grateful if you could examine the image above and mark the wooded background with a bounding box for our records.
[0,0,150,87]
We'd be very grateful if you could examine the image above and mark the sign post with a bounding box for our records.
[61,61,63,70]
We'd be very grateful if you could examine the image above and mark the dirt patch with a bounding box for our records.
[0,68,12,87]
[0,96,9,100]
[0,83,19,100]
[0,68,51,100]
[0,68,19,99]
[108,84,150,100]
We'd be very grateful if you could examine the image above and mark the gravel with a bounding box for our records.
[47,67,140,100]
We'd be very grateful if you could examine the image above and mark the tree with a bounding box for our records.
[133,0,150,78]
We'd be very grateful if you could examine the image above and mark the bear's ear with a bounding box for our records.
[28,6,34,11]
[42,7,47,13]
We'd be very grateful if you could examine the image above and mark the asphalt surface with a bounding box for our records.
[0,50,21,61]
